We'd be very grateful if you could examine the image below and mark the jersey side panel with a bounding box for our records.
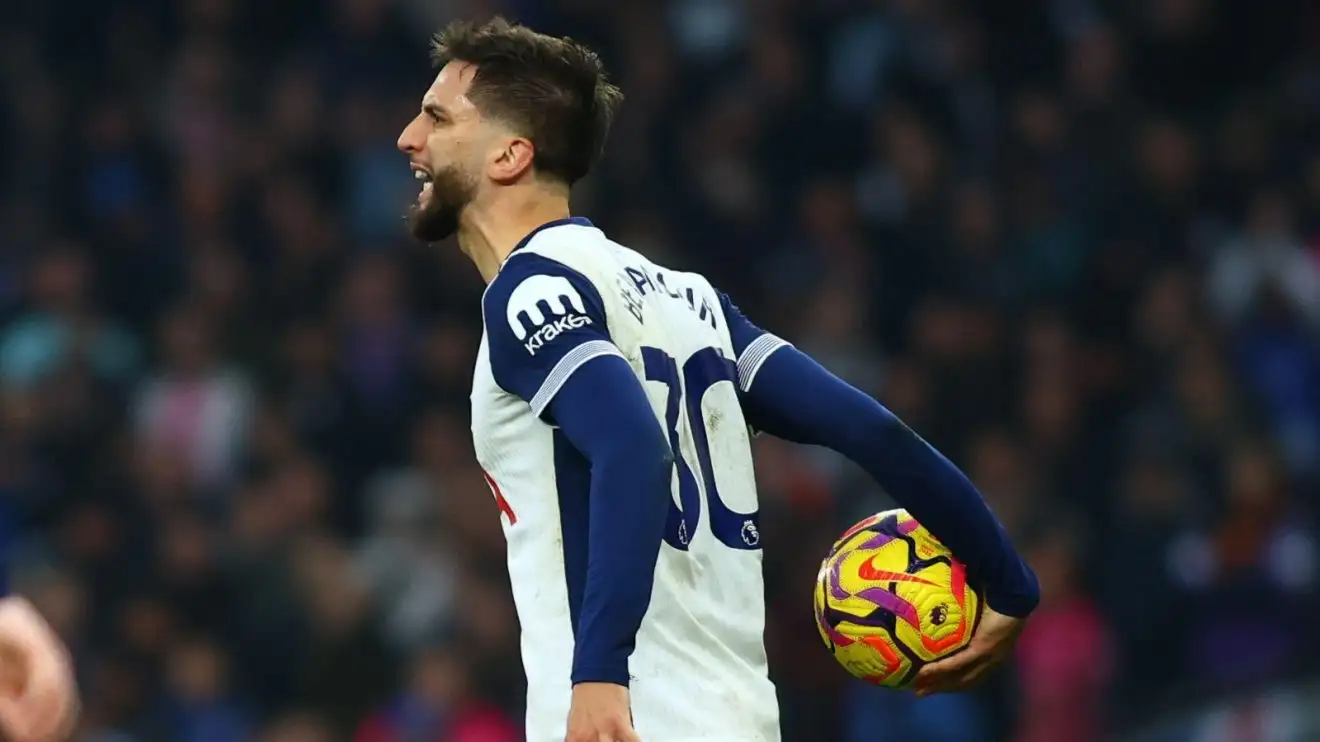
[471,332,577,740]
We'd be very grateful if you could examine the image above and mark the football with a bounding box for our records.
[814,509,981,688]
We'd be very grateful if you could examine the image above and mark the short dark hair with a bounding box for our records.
[430,18,623,186]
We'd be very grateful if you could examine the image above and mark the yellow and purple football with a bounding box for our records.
[814,509,981,689]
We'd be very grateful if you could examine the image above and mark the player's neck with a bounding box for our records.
[458,188,572,283]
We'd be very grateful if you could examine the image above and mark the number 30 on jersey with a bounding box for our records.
[642,345,761,552]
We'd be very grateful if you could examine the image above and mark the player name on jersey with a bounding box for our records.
[620,265,718,329]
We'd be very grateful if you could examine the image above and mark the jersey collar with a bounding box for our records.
[510,216,594,256]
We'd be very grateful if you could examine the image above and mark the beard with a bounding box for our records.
[407,165,477,243]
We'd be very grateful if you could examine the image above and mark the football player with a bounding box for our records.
[398,18,1039,742]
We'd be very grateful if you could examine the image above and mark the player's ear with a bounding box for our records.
[489,136,535,184]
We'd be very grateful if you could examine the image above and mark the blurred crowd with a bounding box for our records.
[2,0,1320,740]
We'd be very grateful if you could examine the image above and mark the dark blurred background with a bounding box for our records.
[2,0,1320,740]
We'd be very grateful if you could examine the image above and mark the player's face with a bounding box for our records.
[398,61,484,242]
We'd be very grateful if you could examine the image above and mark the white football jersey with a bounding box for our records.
[471,218,786,742]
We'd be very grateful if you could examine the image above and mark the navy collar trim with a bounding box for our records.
[510,216,594,255]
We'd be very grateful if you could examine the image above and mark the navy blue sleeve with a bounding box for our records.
[717,294,792,394]
[548,355,673,686]
[486,252,674,687]
[719,295,1040,617]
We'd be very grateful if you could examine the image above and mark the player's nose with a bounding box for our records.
[397,116,425,154]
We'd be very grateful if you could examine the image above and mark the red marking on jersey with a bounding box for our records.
[482,470,518,525]
[857,555,938,586]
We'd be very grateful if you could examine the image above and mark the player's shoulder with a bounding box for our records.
[483,219,603,310]
[484,216,660,326]
[511,216,615,275]
[483,216,732,336]
[480,219,619,363]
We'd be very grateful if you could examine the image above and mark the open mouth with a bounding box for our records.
[413,167,433,203]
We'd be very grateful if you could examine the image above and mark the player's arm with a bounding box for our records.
[546,356,672,686]
[718,294,1040,619]
[485,254,672,689]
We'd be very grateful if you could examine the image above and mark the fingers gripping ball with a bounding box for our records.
[814,509,981,689]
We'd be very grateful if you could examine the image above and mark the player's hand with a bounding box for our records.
[565,682,640,742]
[913,605,1024,697]
[0,597,79,742]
